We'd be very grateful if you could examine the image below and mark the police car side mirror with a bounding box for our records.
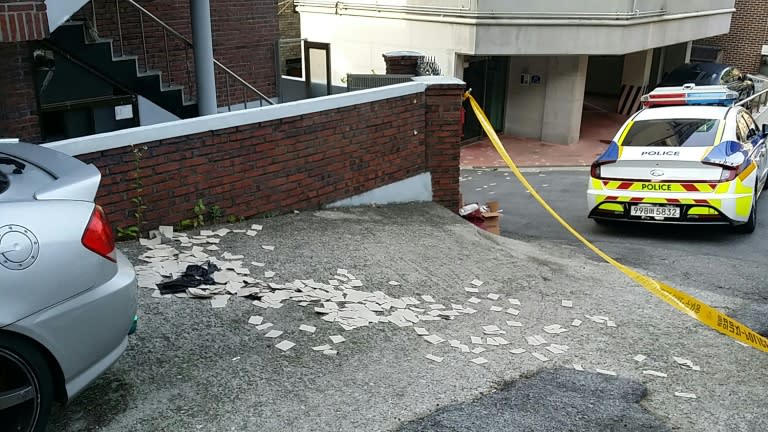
[762,123,768,137]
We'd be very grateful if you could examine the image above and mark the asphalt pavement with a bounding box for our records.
[459,168,768,335]
[47,203,768,432]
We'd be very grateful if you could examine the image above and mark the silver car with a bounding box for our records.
[0,139,138,431]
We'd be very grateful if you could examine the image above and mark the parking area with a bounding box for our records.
[48,203,767,431]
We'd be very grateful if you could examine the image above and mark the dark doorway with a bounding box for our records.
[462,56,508,140]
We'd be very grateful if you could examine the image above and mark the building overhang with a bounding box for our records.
[296,1,735,56]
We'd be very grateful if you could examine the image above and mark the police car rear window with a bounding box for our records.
[622,119,720,147]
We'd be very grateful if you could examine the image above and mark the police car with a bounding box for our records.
[587,85,768,233]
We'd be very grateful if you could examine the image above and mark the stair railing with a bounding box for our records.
[89,0,274,111]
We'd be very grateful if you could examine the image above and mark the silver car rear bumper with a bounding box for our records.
[6,250,137,400]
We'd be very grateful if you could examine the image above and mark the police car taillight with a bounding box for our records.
[590,160,613,179]
[590,141,620,179]
[641,85,739,108]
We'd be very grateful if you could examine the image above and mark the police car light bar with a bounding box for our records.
[640,84,739,108]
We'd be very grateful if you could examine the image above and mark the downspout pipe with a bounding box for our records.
[191,0,218,116]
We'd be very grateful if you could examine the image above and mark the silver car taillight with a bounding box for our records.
[81,206,116,262]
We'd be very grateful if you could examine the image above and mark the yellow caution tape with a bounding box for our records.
[463,92,768,352]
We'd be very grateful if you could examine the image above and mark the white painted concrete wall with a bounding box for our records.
[47,0,90,31]
[504,55,587,145]
[300,13,474,85]
[138,97,180,126]
[299,4,732,85]
[327,173,432,207]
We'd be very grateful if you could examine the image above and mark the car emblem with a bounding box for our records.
[650,169,664,177]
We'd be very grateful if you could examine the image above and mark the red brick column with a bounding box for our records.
[0,41,40,142]
[383,51,423,75]
[0,0,49,42]
[421,78,465,211]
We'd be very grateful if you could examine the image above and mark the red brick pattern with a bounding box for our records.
[424,84,464,210]
[0,0,49,42]
[696,0,767,73]
[77,90,468,229]
[0,41,40,142]
[384,54,422,75]
[78,0,278,106]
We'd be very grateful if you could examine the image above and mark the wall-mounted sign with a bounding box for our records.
[115,104,134,120]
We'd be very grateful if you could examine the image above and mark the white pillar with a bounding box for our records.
[541,55,588,145]
[619,49,653,115]
[191,0,217,115]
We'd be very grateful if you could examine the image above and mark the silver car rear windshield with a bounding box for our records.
[622,119,720,147]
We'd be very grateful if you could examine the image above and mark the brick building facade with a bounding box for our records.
[0,0,279,142]
[696,0,768,74]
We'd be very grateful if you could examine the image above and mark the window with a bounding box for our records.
[738,111,758,142]
[622,119,721,147]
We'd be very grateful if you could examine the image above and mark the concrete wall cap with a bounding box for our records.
[412,76,466,86]
[383,50,424,58]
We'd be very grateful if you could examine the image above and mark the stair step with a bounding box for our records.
[112,55,138,62]
[137,69,162,78]
[161,84,184,92]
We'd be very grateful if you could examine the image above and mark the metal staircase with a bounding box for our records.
[46,0,273,120]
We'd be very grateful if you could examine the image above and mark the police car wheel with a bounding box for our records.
[734,196,756,234]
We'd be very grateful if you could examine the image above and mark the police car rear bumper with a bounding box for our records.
[587,187,752,225]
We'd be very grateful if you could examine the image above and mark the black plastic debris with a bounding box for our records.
[157,261,220,294]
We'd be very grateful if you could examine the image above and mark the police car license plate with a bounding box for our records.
[630,205,680,218]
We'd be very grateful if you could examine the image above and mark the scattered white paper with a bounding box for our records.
[423,334,445,345]
[264,330,283,338]
[510,348,526,354]
[468,297,481,304]
[633,354,647,362]
[323,350,337,356]
[275,340,295,351]
[486,293,500,300]
[673,357,701,371]
[330,335,346,344]
[465,287,479,293]
[506,321,523,327]
[674,392,697,399]
[490,306,503,312]
[571,319,583,327]
[262,245,275,251]
[471,347,486,354]
[248,316,264,325]
[312,344,332,351]
[508,298,521,306]
[255,323,273,330]
[421,295,435,303]
[573,364,584,371]
[643,370,668,378]
[531,352,549,362]
[470,279,484,287]
[470,357,488,364]
[388,281,401,286]
[414,327,429,336]
[595,369,617,376]
[299,324,317,333]
[425,354,444,363]
[561,300,573,308]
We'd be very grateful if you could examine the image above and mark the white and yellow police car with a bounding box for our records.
[588,85,768,233]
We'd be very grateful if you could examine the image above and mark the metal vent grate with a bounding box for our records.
[346,74,414,92]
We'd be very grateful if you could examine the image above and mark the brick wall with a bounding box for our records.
[696,0,768,73]
[0,0,49,42]
[424,84,463,210]
[0,41,40,141]
[277,0,301,74]
[74,85,468,229]
[80,0,278,106]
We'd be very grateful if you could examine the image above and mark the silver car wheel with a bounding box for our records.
[0,348,40,432]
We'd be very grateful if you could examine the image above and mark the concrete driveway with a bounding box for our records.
[48,204,767,431]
